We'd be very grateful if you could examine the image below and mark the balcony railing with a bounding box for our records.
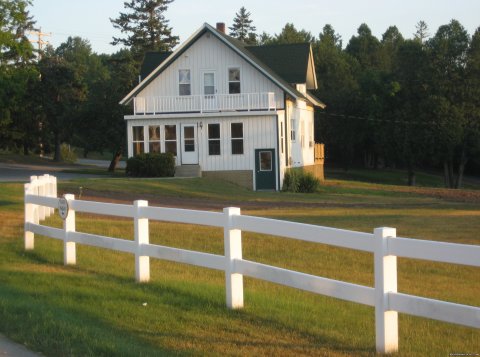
[133,92,276,115]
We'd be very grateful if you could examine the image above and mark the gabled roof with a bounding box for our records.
[120,23,324,107]
[246,43,315,87]
[140,51,172,80]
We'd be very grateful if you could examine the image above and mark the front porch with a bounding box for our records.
[133,92,276,115]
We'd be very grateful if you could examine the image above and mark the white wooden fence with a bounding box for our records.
[24,175,480,354]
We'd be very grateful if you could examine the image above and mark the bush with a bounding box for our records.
[60,143,77,163]
[282,169,320,193]
[126,152,175,177]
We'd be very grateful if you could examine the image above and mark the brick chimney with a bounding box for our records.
[216,22,226,34]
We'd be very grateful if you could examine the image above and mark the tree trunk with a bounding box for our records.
[23,141,29,155]
[454,149,468,189]
[443,160,455,188]
[108,148,122,172]
[407,165,416,186]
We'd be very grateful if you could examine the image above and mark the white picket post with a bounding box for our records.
[374,227,398,354]
[63,194,76,265]
[134,200,150,282]
[24,183,34,250]
[38,177,46,221]
[224,207,244,309]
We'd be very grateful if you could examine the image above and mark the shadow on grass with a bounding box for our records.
[12,249,375,355]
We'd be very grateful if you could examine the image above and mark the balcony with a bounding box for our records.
[133,92,276,115]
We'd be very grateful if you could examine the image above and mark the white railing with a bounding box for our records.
[24,175,480,354]
[133,92,276,115]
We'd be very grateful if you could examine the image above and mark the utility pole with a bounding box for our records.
[28,28,51,58]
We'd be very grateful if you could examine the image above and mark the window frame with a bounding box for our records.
[290,118,296,142]
[208,123,221,156]
[228,67,241,94]
[132,125,145,155]
[178,69,191,96]
[164,124,177,156]
[231,122,244,155]
[148,125,161,153]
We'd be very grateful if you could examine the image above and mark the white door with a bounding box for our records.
[202,71,217,111]
[181,124,198,164]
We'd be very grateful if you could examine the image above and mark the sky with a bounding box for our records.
[28,0,480,54]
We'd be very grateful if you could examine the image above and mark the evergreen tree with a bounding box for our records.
[270,23,315,44]
[414,20,429,44]
[111,0,178,61]
[229,6,257,44]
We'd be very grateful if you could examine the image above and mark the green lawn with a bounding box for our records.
[0,177,479,356]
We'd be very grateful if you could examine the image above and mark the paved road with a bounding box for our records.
[0,334,41,356]
[0,162,106,182]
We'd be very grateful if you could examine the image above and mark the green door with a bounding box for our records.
[255,149,276,190]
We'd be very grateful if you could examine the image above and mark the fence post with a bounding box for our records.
[374,227,398,354]
[63,194,76,265]
[224,207,243,309]
[134,200,150,282]
[37,176,46,221]
[24,183,34,250]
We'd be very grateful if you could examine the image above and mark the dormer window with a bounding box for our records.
[228,68,241,94]
[179,69,191,96]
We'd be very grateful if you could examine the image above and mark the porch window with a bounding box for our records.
[165,125,177,155]
[179,69,191,96]
[132,126,144,155]
[148,125,161,153]
[228,68,240,94]
[231,122,243,155]
[290,119,296,142]
[208,123,221,155]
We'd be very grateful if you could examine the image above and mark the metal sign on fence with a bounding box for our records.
[58,197,69,220]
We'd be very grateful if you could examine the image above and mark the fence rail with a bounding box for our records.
[24,175,480,354]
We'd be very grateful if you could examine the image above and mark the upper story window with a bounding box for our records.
[204,72,215,95]
[208,123,221,155]
[179,69,191,96]
[228,68,241,94]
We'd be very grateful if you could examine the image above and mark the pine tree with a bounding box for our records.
[110,0,178,60]
[229,7,257,44]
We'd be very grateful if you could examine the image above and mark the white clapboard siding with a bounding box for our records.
[127,114,278,172]
[138,33,285,109]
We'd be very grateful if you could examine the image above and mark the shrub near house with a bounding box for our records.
[126,153,175,177]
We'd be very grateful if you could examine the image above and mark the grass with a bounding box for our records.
[0,176,479,356]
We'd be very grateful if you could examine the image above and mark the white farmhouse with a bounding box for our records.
[120,22,325,190]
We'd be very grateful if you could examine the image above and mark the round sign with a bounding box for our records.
[58,197,69,220]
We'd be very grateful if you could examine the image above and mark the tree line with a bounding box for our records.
[1,0,479,187]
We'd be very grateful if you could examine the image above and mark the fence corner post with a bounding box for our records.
[63,194,76,265]
[24,183,34,250]
[374,227,398,354]
[134,200,150,283]
[224,207,243,309]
